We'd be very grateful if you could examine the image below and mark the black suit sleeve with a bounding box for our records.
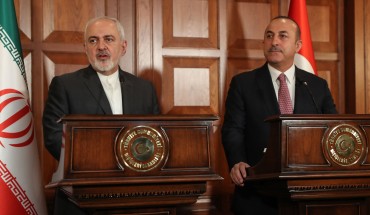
[221,76,248,169]
[42,76,69,160]
[295,69,337,114]
[319,80,337,114]
[149,82,160,115]
[121,73,160,115]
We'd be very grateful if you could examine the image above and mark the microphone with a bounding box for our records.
[297,78,321,114]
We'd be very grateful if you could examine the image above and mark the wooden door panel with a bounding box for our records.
[162,57,219,114]
[163,0,218,48]
[43,0,104,43]
[309,0,338,52]
[227,0,279,50]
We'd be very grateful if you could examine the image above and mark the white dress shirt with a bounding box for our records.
[268,64,296,108]
[97,71,123,114]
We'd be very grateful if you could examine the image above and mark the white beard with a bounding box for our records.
[92,59,115,73]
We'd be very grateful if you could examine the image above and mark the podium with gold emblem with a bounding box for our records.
[246,115,370,215]
[46,115,222,214]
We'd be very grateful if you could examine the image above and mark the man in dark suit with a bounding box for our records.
[43,16,159,215]
[221,16,337,215]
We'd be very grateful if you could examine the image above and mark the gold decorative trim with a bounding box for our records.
[75,188,206,200]
[115,126,168,172]
[323,124,366,166]
[290,184,370,192]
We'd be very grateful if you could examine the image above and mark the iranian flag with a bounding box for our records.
[288,0,317,75]
[0,1,47,215]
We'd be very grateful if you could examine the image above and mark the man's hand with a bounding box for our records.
[230,162,250,187]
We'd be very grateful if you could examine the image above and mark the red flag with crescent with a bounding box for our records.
[288,0,317,75]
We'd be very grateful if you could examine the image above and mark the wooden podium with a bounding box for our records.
[246,115,370,215]
[46,115,222,214]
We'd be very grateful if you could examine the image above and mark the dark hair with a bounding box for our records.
[271,16,301,41]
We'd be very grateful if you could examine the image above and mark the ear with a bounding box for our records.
[121,40,128,56]
[295,39,302,53]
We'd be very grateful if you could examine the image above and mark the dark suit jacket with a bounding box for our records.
[43,65,160,161]
[221,63,337,215]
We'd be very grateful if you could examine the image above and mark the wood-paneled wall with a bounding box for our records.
[344,0,370,114]
[14,0,356,214]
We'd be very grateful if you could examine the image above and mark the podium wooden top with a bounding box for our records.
[247,114,370,181]
[265,114,370,121]
[47,114,223,209]
[60,114,219,122]
[48,114,222,188]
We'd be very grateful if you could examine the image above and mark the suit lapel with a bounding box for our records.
[82,66,112,114]
[293,68,312,114]
[256,64,280,115]
[119,70,134,114]
[294,69,304,113]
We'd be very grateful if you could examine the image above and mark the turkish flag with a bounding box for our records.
[288,0,317,75]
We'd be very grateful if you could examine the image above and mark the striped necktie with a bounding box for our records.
[278,73,293,114]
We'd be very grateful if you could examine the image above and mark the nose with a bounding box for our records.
[271,35,279,46]
[97,40,107,50]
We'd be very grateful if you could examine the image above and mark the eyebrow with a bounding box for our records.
[88,35,115,39]
[278,31,288,34]
[265,30,289,35]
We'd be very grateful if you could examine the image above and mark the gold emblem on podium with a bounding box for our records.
[324,124,365,166]
[115,126,168,172]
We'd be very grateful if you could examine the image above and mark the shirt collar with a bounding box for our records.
[268,64,295,84]
[97,70,119,84]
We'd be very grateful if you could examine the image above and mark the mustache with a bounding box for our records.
[96,51,111,57]
[269,46,282,52]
